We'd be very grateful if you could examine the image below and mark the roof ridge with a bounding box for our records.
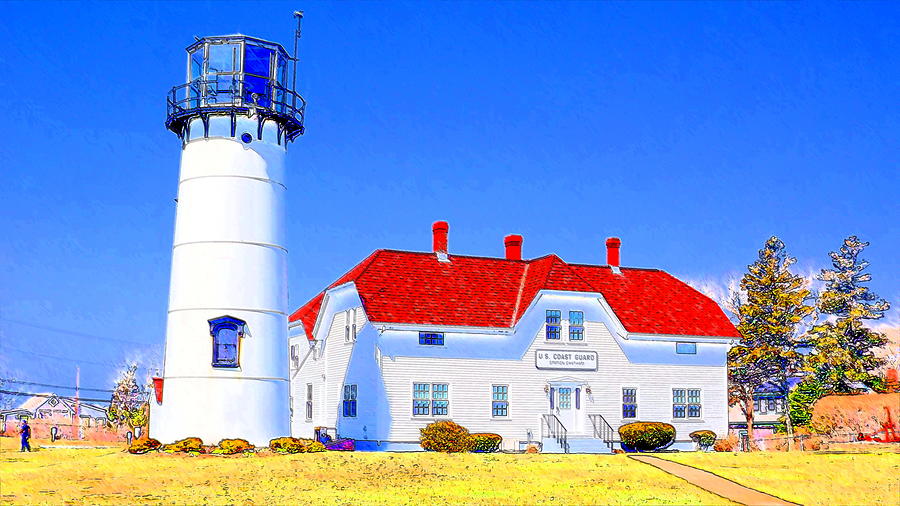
[378,249,529,263]
[510,261,531,325]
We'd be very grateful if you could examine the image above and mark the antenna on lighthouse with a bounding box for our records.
[292,11,304,115]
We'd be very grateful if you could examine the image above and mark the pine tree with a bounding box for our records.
[807,236,891,392]
[729,236,813,449]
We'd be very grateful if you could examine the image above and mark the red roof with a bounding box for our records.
[289,250,740,340]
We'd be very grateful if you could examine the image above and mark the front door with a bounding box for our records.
[550,383,584,435]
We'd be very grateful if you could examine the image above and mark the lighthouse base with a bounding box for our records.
[149,376,290,448]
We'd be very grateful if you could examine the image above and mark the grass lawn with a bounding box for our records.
[656,450,900,506]
[0,437,729,505]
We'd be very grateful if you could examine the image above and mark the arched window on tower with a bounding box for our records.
[208,316,246,368]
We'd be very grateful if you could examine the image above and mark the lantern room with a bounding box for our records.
[166,35,306,142]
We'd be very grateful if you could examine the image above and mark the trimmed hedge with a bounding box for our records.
[160,437,204,454]
[471,433,502,453]
[128,437,161,454]
[268,437,326,454]
[420,420,475,453]
[689,430,717,450]
[212,438,254,455]
[618,422,675,452]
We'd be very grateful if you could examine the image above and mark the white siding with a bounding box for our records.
[381,321,728,450]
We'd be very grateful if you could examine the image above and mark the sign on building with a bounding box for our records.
[535,350,598,371]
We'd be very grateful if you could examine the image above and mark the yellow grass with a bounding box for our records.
[656,451,900,506]
[0,437,730,505]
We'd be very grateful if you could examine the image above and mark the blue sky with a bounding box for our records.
[1,1,897,398]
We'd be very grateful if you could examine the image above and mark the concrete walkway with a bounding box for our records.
[629,455,800,506]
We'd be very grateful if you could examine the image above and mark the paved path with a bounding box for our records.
[629,455,800,506]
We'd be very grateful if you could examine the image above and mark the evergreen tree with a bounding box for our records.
[788,376,826,427]
[807,236,891,392]
[728,236,813,449]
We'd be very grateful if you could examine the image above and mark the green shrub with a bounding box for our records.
[212,438,254,455]
[128,437,161,454]
[689,430,717,450]
[420,420,475,453]
[470,433,502,453]
[160,437,204,454]
[618,422,675,452]
[268,437,325,454]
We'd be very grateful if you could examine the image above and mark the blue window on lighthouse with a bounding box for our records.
[243,44,274,108]
[209,316,245,368]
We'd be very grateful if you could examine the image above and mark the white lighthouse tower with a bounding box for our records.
[151,17,306,446]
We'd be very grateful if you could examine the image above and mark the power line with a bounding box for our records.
[0,390,112,404]
[0,317,152,347]
[0,378,114,393]
[0,345,117,367]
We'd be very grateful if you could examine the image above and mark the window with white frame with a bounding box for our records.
[622,388,637,418]
[305,383,313,421]
[673,388,701,418]
[546,310,561,340]
[413,383,449,416]
[492,385,508,417]
[342,384,357,417]
[344,309,358,342]
[569,311,584,340]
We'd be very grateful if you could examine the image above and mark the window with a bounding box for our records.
[546,310,561,340]
[342,384,357,417]
[413,383,430,415]
[432,384,449,415]
[623,388,637,418]
[674,389,701,418]
[413,383,449,416]
[419,332,444,345]
[344,309,357,343]
[492,385,508,417]
[305,384,313,421]
[754,398,762,413]
[558,387,572,409]
[767,398,777,412]
[676,342,697,354]
[687,389,702,417]
[208,316,245,368]
[569,311,584,340]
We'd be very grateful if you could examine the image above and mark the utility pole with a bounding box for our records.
[74,366,81,439]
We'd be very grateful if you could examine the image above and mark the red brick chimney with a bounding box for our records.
[504,234,523,260]
[606,237,621,267]
[432,221,449,253]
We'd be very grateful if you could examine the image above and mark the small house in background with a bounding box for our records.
[0,393,108,426]
[728,377,803,440]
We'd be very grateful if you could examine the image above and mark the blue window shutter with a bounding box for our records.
[549,387,555,410]
[575,388,581,410]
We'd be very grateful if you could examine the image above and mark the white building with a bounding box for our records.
[288,223,740,453]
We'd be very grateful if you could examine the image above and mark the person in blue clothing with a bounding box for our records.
[19,420,31,452]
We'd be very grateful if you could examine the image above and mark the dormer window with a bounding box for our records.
[546,310,561,340]
[419,332,444,345]
[569,311,584,341]
[209,316,246,368]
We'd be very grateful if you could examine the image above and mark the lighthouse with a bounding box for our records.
[151,17,305,446]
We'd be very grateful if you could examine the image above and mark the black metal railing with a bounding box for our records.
[541,414,569,453]
[588,413,616,450]
[165,77,306,141]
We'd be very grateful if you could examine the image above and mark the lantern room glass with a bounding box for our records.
[184,38,282,109]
